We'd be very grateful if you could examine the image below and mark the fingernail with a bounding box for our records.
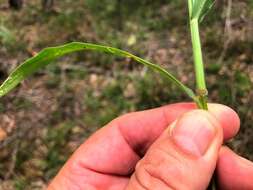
[171,111,216,157]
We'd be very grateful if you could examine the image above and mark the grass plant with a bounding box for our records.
[0,0,217,188]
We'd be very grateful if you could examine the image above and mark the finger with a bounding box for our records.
[126,110,223,190]
[48,103,239,190]
[217,146,253,190]
[67,103,239,174]
[116,103,239,157]
[47,103,197,190]
[208,104,240,140]
[55,103,239,175]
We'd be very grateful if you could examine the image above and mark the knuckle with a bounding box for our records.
[135,148,187,190]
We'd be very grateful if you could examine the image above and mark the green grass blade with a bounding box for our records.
[0,42,196,100]
[192,0,215,21]
[188,0,193,18]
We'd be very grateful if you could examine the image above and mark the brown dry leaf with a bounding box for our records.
[124,83,136,98]
[0,128,7,141]
[89,74,98,88]
[0,115,16,133]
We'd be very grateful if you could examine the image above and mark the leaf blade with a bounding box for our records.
[191,0,215,21]
[0,42,195,99]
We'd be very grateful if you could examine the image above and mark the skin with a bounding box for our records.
[47,103,253,190]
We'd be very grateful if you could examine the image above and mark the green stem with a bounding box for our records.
[190,17,215,189]
[188,3,214,188]
[190,19,206,90]
[187,1,214,189]
[189,18,208,110]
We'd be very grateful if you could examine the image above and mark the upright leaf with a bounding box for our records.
[191,0,215,21]
[0,42,196,100]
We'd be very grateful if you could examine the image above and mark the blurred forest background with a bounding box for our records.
[0,0,252,189]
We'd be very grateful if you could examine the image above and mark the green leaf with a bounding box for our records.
[0,42,196,100]
[188,0,193,17]
[191,0,215,21]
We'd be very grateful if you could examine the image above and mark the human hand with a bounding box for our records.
[47,103,253,190]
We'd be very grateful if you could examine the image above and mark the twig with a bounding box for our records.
[217,0,233,64]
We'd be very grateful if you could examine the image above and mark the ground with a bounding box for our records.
[0,0,252,189]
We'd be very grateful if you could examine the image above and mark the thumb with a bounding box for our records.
[126,110,223,190]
